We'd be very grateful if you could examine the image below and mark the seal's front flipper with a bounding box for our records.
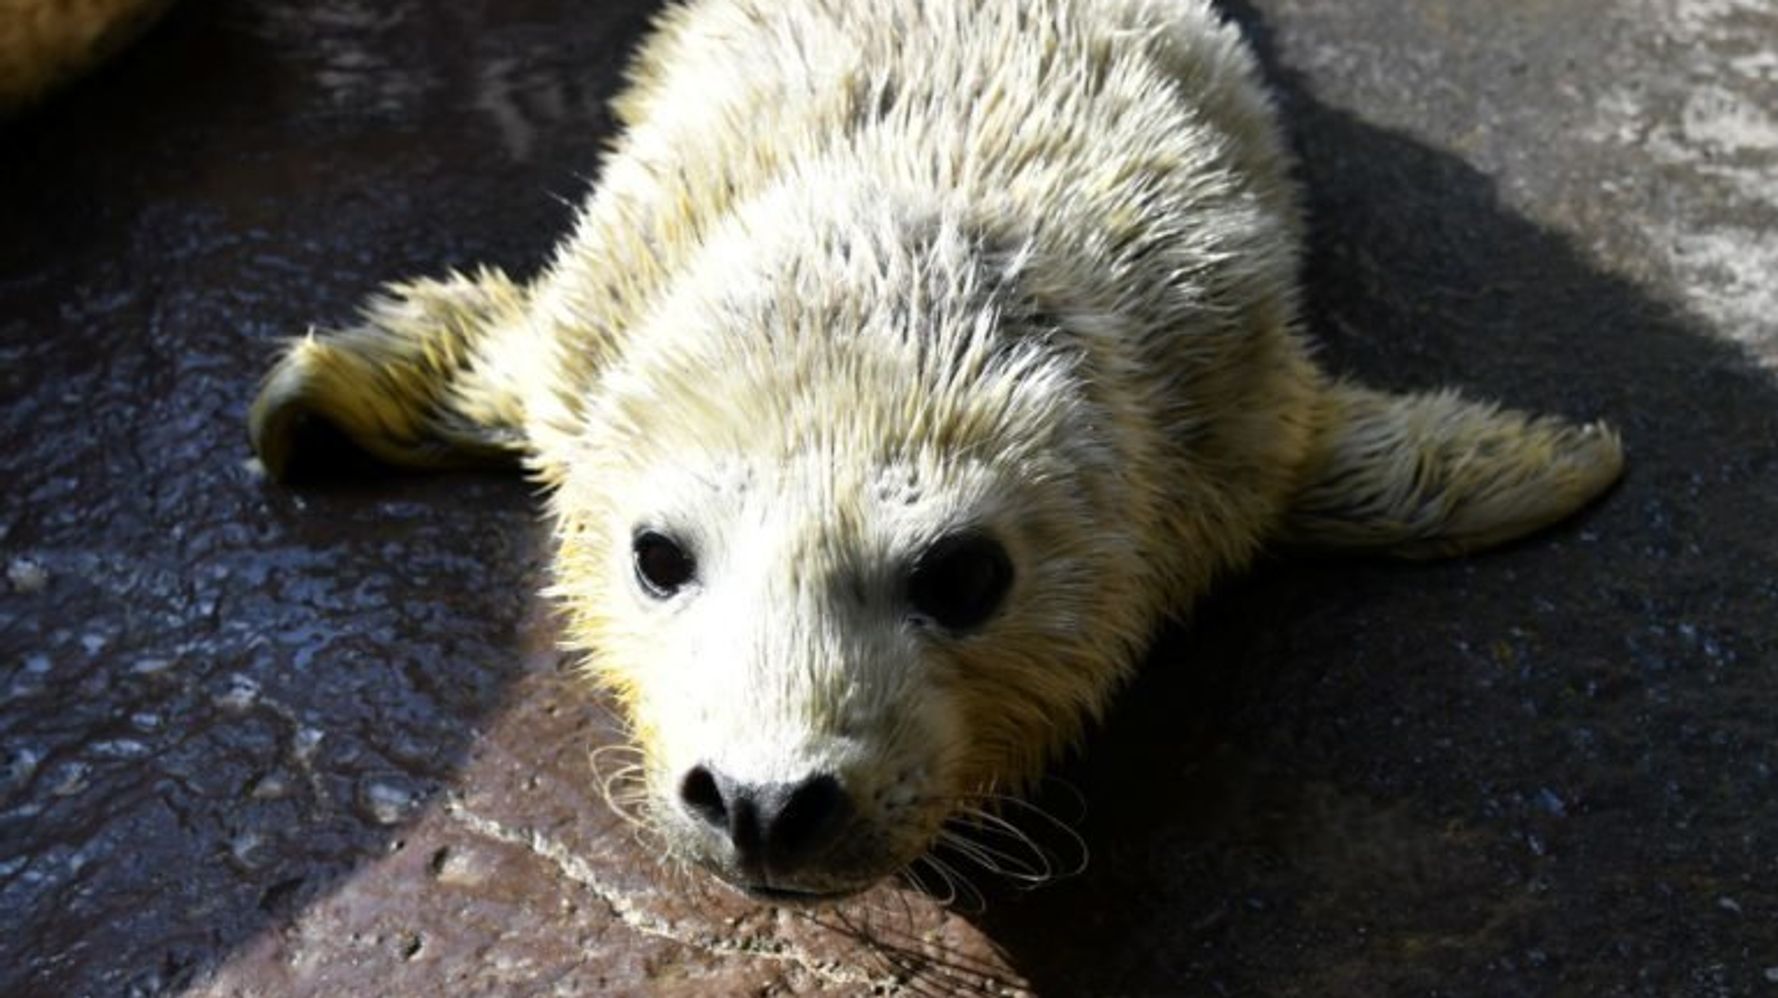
[248,269,539,481]
[1278,383,1625,559]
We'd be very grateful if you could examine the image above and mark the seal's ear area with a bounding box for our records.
[248,270,532,482]
[1279,383,1625,559]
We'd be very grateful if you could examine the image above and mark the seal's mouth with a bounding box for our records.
[737,883,865,907]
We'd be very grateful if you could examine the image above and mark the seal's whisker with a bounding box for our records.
[588,743,646,764]
[596,763,645,783]
[588,747,646,781]
[581,694,642,741]
[929,789,1079,825]
[957,789,1085,826]
[952,804,1054,852]
[818,902,970,998]
[949,796,1091,878]
[819,891,1021,998]
[938,822,1047,872]
[589,746,656,833]
[627,823,669,858]
[954,805,1052,847]
[848,880,917,930]
[899,857,949,906]
[606,792,652,814]
[919,852,986,914]
[942,822,1057,888]
[885,877,920,927]
[596,769,644,800]
[824,901,937,989]
[598,764,647,786]
[935,827,1051,883]
[909,856,955,906]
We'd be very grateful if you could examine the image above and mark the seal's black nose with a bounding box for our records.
[679,766,853,873]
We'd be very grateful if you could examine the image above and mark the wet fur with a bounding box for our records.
[248,0,1623,894]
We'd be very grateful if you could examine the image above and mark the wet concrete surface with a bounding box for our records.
[2,0,1775,994]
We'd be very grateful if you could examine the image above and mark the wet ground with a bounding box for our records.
[3,0,1775,994]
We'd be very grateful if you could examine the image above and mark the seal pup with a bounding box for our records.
[248,0,1623,901]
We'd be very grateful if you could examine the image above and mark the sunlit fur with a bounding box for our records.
[0,0,173,111]
[248,0,1624,896]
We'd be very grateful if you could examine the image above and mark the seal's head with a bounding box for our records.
[549,197,1156,900]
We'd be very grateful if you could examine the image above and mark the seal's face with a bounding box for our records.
[548,204,1150,899]
[564,431,1134,899]
[603,453,1018,898]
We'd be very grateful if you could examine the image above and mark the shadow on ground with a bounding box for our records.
[2,0,1773,995]
[965,6,1778,993]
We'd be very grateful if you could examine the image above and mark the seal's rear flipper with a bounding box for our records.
[248,269,538,482]
[1278,383,1625,559]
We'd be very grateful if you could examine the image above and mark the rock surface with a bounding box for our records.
[2,0,1774,994]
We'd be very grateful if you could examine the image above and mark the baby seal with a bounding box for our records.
[248,0,1623,901]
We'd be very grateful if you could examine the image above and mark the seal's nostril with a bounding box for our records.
[762,774,852,870]
[679,765,727,829]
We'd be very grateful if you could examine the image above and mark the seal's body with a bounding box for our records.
[250,0,1623,901]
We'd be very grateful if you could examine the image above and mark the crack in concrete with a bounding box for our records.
[442,800,910,992]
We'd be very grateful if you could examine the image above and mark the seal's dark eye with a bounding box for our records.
[907,531,1013,632]
[633,530,695,598]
